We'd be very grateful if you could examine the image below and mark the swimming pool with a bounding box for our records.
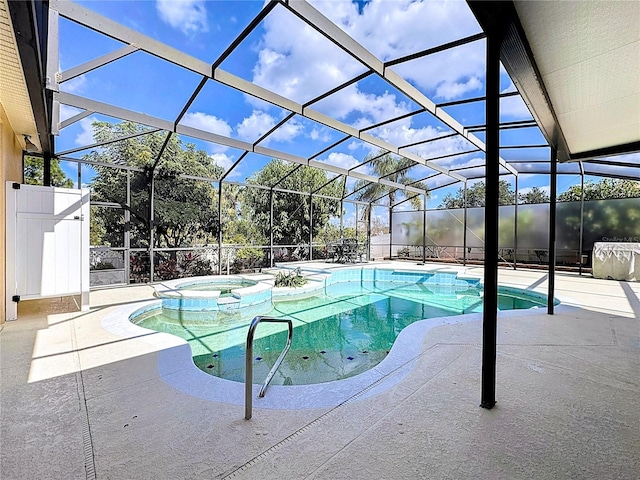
[132,266,550,386]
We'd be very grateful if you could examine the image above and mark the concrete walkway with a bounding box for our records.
[1,263,638,479]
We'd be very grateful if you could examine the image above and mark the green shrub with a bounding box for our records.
[232,246,264,273]
[274,268,307,288]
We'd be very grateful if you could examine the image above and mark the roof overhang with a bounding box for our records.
[469,1,640,163]
[1,0,51,154]
[0,0,39,149]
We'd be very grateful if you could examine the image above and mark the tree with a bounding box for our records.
[24,155,74,188]
[558,179,640,202]
[353,151,428,211]
[518,186,549,204]
[439,180,515,208]
[86,121,223,249]
[89,206,107,245]
[242,160,342,246]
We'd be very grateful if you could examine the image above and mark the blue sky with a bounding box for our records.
[54,0,637,208]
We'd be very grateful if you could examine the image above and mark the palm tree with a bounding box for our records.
[353,151,429,217]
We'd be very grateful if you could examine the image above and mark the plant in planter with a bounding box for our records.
[155,259,180,280]
[274,268,307,288]
[130,254,150,283]
[180,252,213,277]
[92,261,115,270]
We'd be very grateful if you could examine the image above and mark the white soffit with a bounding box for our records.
[0,0,39,148]
[514,1,639,155]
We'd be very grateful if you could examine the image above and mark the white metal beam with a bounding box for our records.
[50,0,211,76]
[57,92,428,196]
[214,69,302,115]
[59,45,139,83]
[59,109,94,130]
[175,124,253,152]
[59,92,175,131]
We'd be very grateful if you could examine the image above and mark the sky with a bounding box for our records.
[53,0,637,209]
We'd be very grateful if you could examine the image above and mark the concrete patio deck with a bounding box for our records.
[1,262,638,479]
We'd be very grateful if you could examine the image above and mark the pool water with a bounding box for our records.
[133,281,545,386]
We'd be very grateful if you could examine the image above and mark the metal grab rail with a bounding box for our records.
[245,316,293,420]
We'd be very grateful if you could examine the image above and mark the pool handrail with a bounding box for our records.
[245,316,293,420]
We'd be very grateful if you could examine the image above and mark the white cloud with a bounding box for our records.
[59,104,83,123]
[236,110,303,144]
[392,40,486,101]
[182,112,232,137]
[500,81,532,118]
[271,120,304,143]
[251,6,365,104]
[61,74,87,94]
[407,134,474,161]
[181,112,233,154]
[347,140,364,151]
[435,76,482,101]
[156,0,208,35]
[306,0,484,102]
[237,111,273,142]
[310,0,480,62]
[324,152,360,170]
[601,152,640,163]
[501,80,518,94]
[437,154,485,170]
[500,95,532,119]
[367,117,473,162]
[316,84,413,128]
[371,121,442,148]
[252,0,484,112]
[76,116,98,146]
[310,127,332,142]
[210,153,233,170]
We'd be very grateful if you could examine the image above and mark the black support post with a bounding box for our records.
[149,174,155,282]
[309,194,313,260]
[367,203,372,261]
[218,182,223,275]
[547,147,558,314]
[422,194,427,264]
[514,175,518,269]
[463,182,468,266]
[270,190,274,268]
[388,206,393,259]
[480,26,501,410]
[43,151,51,186]
[579,165,585,276]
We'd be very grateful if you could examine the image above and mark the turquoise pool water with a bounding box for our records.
[133,278,546,386]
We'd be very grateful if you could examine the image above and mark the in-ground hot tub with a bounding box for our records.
[154,275,272,311]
